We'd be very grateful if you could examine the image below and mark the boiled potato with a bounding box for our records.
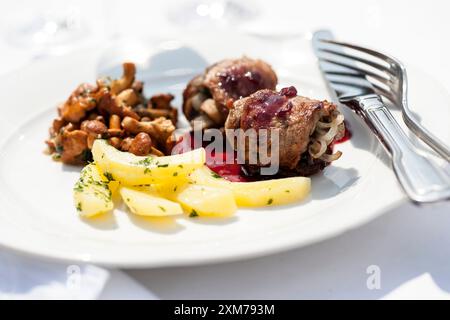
[149,178,190,200]
[73,163,114,218]
[120,186,183,217]
[92,139,205,186]
[175,184,237,217]
[189,166,311,207]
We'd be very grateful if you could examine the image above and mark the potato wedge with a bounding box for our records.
[92,139,205,185]
[147,178,189,200]
[73,163,114,218]
[120,186,183,217]
[175,184,237,217]
[189,166,311,207]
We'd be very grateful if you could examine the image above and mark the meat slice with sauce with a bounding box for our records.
[225,87,345,176]
[183,57,278,129]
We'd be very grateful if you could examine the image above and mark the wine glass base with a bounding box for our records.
[5,9,89,56]
[167,0,259,29]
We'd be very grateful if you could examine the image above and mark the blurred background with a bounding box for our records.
[1,0,450,86]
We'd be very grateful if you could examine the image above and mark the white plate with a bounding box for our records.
[0,33,447,268]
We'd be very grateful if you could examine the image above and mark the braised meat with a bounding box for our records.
[183,57,278,129]
[225,86,345,176]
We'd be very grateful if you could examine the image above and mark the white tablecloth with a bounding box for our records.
[0,0,449,299]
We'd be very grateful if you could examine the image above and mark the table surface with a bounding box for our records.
[1,0,450,299]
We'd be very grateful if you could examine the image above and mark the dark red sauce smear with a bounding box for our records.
[332,121,352,146]
[173,132,249,182]
[218,67,264,101]
[174,110,352,183]
[241,86,297,129]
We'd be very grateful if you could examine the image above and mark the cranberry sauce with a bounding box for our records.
[173,132,249,182]
[241,86,297,129]
[333,121,352,145]
[218,66,265,101]
[172,88,351,182]
[205,149,248,182]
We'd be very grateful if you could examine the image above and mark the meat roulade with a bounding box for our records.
[225,86,345,177]
[183,56,278,129]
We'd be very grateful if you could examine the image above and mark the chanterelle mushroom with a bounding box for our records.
[60,130,89,164]
[60,83,98,123]
[121,116,175,150]
[110,62,136,95]
[46,62,179,163]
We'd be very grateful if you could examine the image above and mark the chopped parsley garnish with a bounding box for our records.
[157,164,169,168]
[73,183,84,192]
[178,165,184,168]
[211,172,222,179]
[103,172,114,181]
[136,157,154,166]
[76,202,82,212]
[158,206,166,212]
[189,209,199,218]
[173,172,178,177]
[74,165,112,203]
[144,168,151,174]
[173,186,178,192]
[267,198,273,205]
[285,190,290,193]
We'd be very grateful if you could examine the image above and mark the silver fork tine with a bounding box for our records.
[320,57,391,84]
[321,39,399,67]
[370,82,398,104]
[315,32,450,161]
[318,47,393,78]
[326,70,397,104]
[319,56,398,103]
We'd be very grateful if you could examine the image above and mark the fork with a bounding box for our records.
[313,30,450,203]
[316,33,450,162]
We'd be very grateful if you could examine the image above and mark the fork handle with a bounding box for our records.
[352,94,450,203]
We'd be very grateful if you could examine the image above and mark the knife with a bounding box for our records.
[312,30,450,203]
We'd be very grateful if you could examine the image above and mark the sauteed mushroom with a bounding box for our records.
[46,62,178,163]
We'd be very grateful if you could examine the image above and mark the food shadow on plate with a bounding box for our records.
[80,213,118,231]
[96,44,208,93]
[182,215,239,226]
[339,107,378,153]
[61,163,83,174]
[246,195,313,213]
[311,166,360,200]
[123,204,186,234]
[246,166,360,214]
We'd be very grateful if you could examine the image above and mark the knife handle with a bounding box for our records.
[353,94,450,203]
